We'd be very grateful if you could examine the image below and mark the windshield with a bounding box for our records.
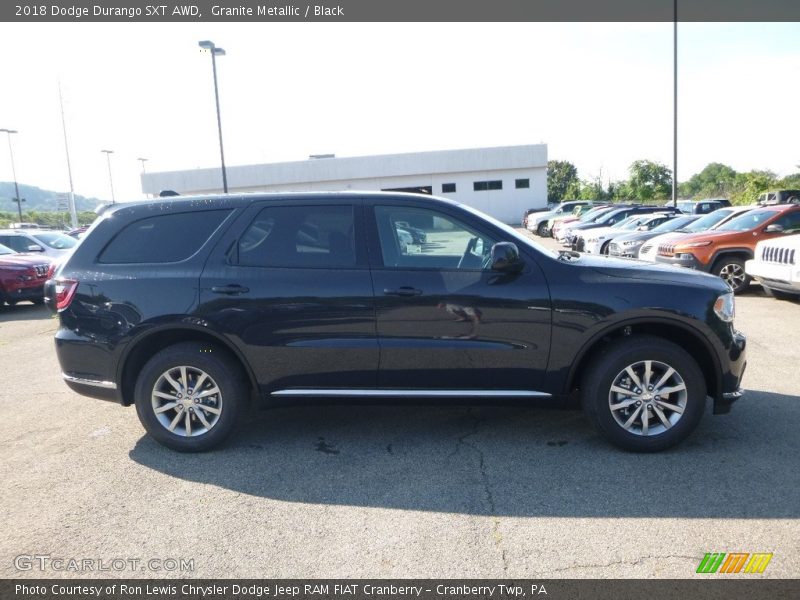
[0,243,15,256]
[611,216,643,230]
[651,215,697,233]
[715,209,775,232]
[31,232,77,250]
[580,206,614,222]
[680,209,734,232]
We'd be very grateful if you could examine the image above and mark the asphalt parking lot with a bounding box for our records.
[1,235,798,579]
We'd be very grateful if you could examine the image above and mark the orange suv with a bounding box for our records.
[655,205,800,293]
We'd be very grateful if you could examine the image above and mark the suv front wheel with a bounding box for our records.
[134,342,247,452]
[712,256,750,294]
[581,335,706,452]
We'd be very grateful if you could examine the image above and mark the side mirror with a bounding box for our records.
[764,223,784,233]
[490,242,523,272]
[27,244,44,252]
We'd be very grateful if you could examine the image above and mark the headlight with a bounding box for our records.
[683,241,712,248]
[713,292,735,322]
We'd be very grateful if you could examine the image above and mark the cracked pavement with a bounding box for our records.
[1,262,799,578]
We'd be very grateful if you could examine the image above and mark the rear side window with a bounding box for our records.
[99,210,232,264]
[237,205,355,268]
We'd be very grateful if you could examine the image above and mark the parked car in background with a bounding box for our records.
[757,189,800,206]
[0,243,53,307]
[676,199,728,215]
[608,215,700,258]
[655,205,800,293]
[745,235,800,300]
[47,191,746,453]
[0,229,78,259]
[545,204,609,237]
[579,213,677,255]
[553,205,621,243]
[526,200,597,236]
[8,222,41,229]
[638,206,755,262]
[567,205,681,250]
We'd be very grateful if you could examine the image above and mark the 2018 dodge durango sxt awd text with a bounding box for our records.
[46,192,747,452]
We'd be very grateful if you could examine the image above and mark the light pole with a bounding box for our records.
[198,40,228,193]
[101,149,116,204]
[137,157,149,198]
[0,128,24,223]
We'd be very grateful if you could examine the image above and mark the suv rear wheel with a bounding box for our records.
[536,222,549,237]
[134,342,247,452]
[712,256,750,294]
[582,335,706,452]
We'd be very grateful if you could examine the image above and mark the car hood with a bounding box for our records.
[581,225,627,239]
[0,254,51,267]
[612,230,664,244]
[671,229,748,248]
[566,253,728,290]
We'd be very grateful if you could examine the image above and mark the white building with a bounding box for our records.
[140,144,547,224]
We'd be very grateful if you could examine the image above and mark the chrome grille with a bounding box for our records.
[761,246,796,265]
[640,243,653,254]
[658,243,675,256]
[34,264,49,278]
[608,242,620,255]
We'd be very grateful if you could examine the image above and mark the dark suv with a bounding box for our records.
[46,192,746,453]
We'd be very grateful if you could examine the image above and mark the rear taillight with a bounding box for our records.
[54,279,79,311]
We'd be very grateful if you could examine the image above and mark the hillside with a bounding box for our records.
[0,182,102,212]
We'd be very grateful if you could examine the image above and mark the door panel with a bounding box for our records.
[368,204,551,390]
[198,202,378,392]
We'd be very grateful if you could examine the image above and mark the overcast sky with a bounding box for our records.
[1,21,798,202]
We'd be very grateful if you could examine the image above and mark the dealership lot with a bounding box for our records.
[1,240,798,578]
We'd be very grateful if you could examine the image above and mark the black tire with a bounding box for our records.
[711,256,750,294]
[601,241,611,255]
[134,342,248,452]
[536,222,549,237]
[762,285,798,302]
[581,335,706,452]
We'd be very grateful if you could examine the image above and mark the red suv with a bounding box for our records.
[0,243,53,306]
[655,205,800,293]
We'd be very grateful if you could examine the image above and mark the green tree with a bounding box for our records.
[627,160,673,203]
[730,170,778,205]
[547,160,579,202]
[679,162,738,198]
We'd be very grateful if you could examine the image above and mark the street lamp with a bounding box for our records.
[137,157,149,199]
[198,39,228,193]
[101,149,116,204]
[0,128,24,223]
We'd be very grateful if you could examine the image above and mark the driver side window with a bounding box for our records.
[374,206,496,270]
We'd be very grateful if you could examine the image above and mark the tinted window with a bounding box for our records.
[442,183,456,193]
[773,211,800,234]
[0,235,32,252]
[99,210,231,264]
[238,205,355,268]
[374,206,497,270]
